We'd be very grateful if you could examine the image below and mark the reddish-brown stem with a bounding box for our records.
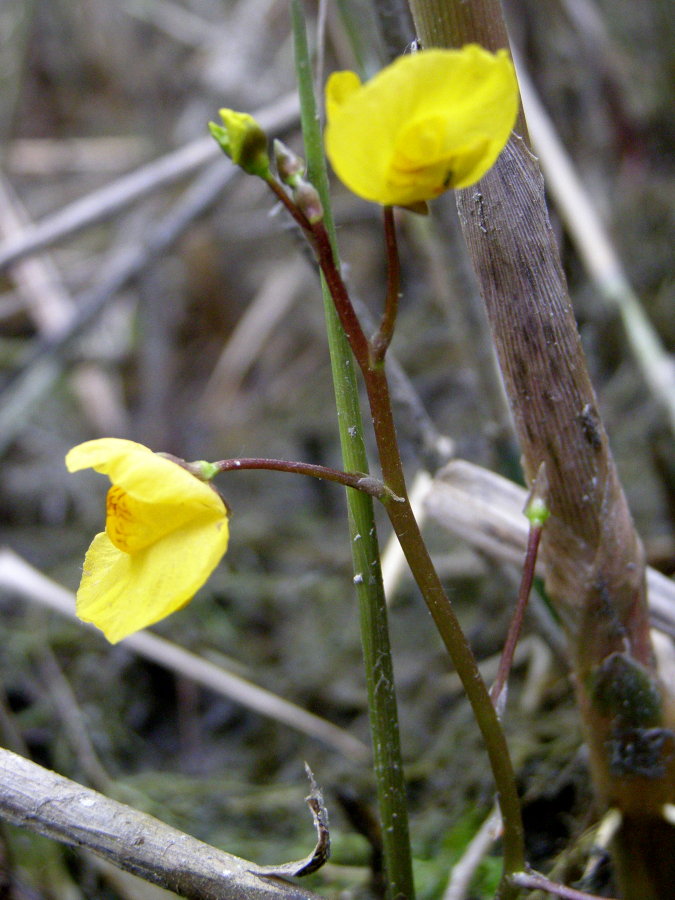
[490,523,543,714]
[212,457,400,503]
[311,221,371,367]
[264,176,315,239]
[370,206,401,364]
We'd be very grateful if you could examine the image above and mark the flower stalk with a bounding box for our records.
[210,14,527,894]
[213,457,403,504]
[490,519,545,716]
[370,207,401,365]
[308,206,526,891]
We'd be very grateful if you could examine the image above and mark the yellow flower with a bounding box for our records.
[324,45,519,207]
[66,439,229,644]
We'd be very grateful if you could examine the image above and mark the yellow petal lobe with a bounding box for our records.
[67,438,224,512]
[325,70,362,121]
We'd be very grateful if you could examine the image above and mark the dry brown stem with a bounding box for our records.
[408,1,675,895]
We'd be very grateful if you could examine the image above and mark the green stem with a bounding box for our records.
[364,367,525,888]
[311,216,526,894]
[291,3,415,898]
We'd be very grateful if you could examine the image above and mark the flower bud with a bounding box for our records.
[293,179,323,224]
[525,496,550,528]
[273,138,305,186]
[209,109,270,178]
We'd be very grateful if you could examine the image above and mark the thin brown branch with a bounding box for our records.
[311,220,371,368]
[265,176,316,238]
[213,457,402,502]
[490,523,543,714]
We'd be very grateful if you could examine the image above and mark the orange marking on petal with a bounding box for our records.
[106,485,135,552]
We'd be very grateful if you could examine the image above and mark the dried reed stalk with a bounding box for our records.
[408,1,675,895]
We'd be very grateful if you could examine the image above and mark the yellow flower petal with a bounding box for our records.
[66,438,229,642]
[66,439,224,513]
[324,45,519,206]
[76,516,229,643]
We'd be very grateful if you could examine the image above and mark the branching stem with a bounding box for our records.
[309,211,526,888]
[288,6,416,895]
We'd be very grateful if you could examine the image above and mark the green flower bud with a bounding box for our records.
[525,496,550,528]
[209,109,270,179]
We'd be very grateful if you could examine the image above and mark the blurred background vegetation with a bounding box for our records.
[0,1,672,897]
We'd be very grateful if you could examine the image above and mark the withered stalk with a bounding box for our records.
[406,1,675,896]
